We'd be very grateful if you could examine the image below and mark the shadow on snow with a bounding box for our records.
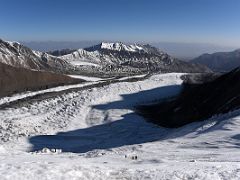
[28,84,239,153]
[29,85,182,153]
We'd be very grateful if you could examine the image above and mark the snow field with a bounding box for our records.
[0,73,240,179]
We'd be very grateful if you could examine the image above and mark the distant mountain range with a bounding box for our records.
[0,39,210,77]
[191,49,240,72]
[57,42,211,76]
[0,39,212,96]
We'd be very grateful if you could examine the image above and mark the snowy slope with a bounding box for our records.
[0,39,73,73]
[0,73,240,179]
[60,49,103,66]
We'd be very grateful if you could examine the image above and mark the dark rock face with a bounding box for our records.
[137,69,240,128]
[0,62,82,97]
[191,49,240,72]
[47,49,76,56]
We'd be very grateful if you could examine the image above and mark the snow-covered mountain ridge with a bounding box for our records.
[60,42,212,75]
[0,39,212,78]
[86,42,145,53]
[0,39,73,73]
[84,42,166,55]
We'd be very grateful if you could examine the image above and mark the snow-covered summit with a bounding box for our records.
[6,40,21,47]
[100,42,144,52]
[85,42,146,53]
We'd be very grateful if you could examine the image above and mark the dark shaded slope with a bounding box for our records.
[47,49,76,56]
[0,62,83,97]
[138,69,240,128]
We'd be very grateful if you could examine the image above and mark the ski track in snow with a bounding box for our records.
[67,75,104,81]
[1,73,240,179]
[0,82,99,106]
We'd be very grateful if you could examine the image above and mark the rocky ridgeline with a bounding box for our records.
[60,42,212,76]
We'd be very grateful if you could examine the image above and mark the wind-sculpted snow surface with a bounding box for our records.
[0,73,240,179]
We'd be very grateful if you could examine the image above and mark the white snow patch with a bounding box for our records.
[68,75,104,82]
[117,74,148,81]
[100,42,144,52]
[70,61,100,67]
[0,146,6,154]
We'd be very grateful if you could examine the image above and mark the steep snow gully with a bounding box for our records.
[0,73,240,179]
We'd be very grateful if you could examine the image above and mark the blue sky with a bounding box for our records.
[1,0,240,47]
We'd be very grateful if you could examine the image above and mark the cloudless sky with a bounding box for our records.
[1,0,240,46]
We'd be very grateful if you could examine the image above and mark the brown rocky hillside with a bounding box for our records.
[0,62,83,97]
